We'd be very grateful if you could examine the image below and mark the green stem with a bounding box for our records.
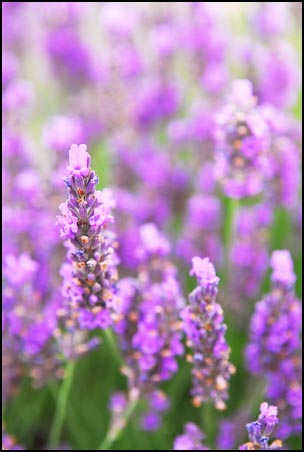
[223,197,239,286]
[102,328,123,368]
[97,398,138,450]
[201,403,214,441]
[48,360,76,450]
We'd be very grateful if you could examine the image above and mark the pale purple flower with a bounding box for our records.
[239,402,282,450]
[67,143,91,177]
[174,423,209,450]
[271,250,296,288]
[43,116,85,153]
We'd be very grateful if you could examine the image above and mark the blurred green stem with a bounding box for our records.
[102,328,123,368]
[201,403,214,440]
[48,360,76,450]
[223,197,239,286]
[97,398,139,450]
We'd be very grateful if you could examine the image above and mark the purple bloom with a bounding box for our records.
[271,250,296,288]
[109,392,128,414]
[190,256,220,288]
[134,81,180,128]
[257,41,300,109]
[174,423,209,450]
[239,402,282,450]
[2,430,24,450]
[259,403,279,435]
[45,25,95,87]
[67,143,91,177]
[141,412,161,431]
[43,116,85,153]
[253,3,289,36]
[181,257,235,409]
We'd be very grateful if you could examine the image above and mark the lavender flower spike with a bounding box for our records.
[181,257,235,410]
[246,250,302,438]
[57,144,118,330]
[239,402,282,450]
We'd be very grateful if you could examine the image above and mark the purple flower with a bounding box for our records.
[141,412,161,431]
[213,79,271,198]
[45,24,95,87]
[190,256,220,288]
[253,3,289,37]
[43,116,85,153]
[239,402,282,450]
[109,391,128,414]
[2,430,24,450]
[270,250,296,288]
[181,257,235,409]
[67,143,91,177]
[257,41,300,109]
[259,403,279,435]
[174,423,209,450]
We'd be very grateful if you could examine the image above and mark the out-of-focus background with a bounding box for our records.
[2,2,302,450]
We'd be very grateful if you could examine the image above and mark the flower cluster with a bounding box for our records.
[181,257,235,409]
[57,144,118,330]
[115,224,184,429]
[213,79,271,198]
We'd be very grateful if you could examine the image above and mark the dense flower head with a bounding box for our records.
[174,423,209,450]
[181,257,235,410]
[57,144,118,330]
[239,402,282,450]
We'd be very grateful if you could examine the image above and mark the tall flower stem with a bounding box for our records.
[223,197,239,286]
[97,398,139,450]
[48,360,76,450]
[201,403,214,440]
[102,328,123,368]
